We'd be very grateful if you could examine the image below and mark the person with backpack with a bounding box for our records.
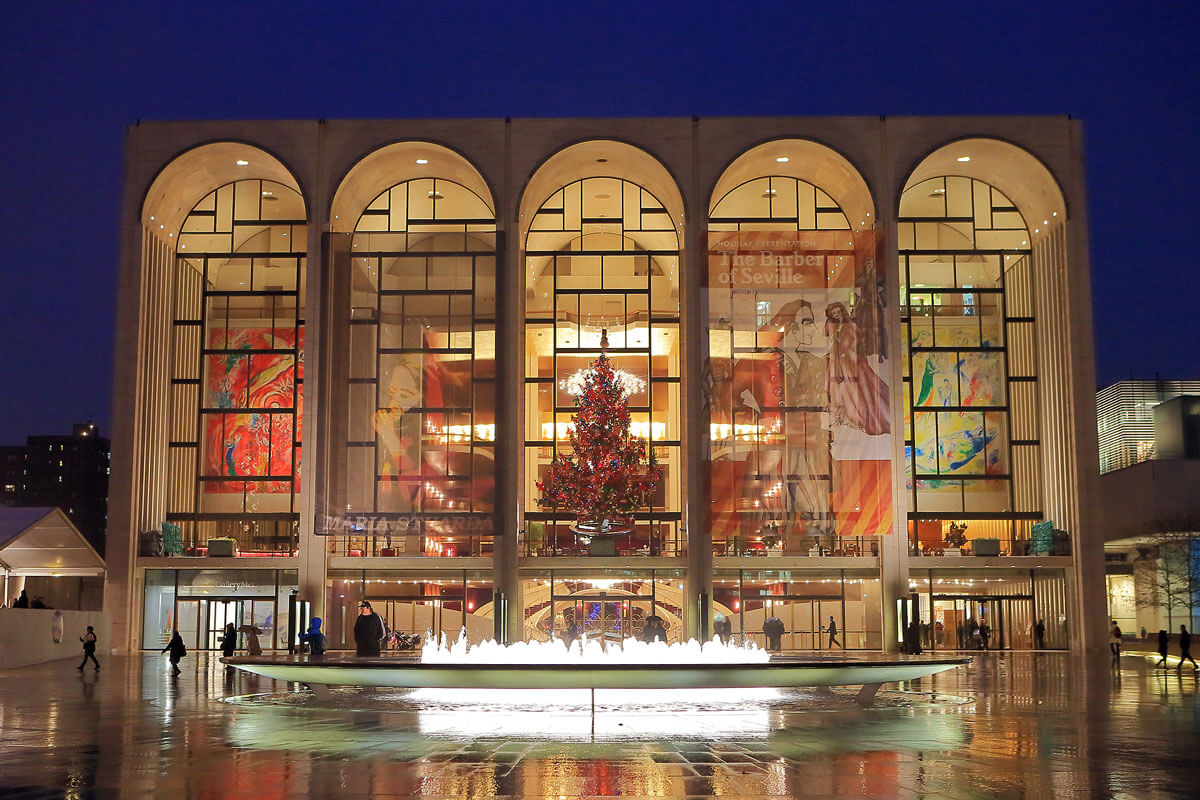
[299,617,326,656]
[162,630,187,675]
[1109,621,1123,662]
[77,625,100,671]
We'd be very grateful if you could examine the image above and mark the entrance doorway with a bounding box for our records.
[753,598,844,650]
[173,596,277,651]
[931,595,1034,650]
[554,594,654,642]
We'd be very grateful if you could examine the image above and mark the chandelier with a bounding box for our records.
[558,366,645,397]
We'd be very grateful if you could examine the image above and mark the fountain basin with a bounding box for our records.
[223,653,969,692]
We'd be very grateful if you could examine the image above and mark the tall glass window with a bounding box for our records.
[523,177,681,556]
[898,177,1041,554]
[342,178,496,557]
[707,177,891,557]
[166,180,306,554]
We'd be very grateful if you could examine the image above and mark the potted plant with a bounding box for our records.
[973,537,1001,557]
[206,537,237,557]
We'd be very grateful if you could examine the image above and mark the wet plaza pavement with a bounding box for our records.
[1,651,1198,799]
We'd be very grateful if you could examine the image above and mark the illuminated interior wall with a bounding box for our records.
[165,179,307,552]
[899,177,1042,548]
[706,176,891,553]
[343,178,497,556]
[522,177,682,554]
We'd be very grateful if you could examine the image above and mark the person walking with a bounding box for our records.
[1034,619,1046,649]
[353,601,385,656]
[219,623,238,659]
[1109,621,1123,662]
[1155,629,1169,668]
[162,631,187,676]
[979,621,991,651]
[826,616,840,649]
[1179,625,1197,672]
[77,625,100,671]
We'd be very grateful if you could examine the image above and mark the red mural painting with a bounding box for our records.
[203,328,303,493]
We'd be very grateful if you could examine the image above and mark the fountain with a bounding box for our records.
[224,632,969,705]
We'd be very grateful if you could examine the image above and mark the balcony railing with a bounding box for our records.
[331,535,494,558]
[715,535,881,558]
[910,536,1071,558]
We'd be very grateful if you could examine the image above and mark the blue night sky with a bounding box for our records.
[0,1,1196,444]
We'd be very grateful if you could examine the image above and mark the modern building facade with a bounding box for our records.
[105,116,1104,654]
[1,422,110,555]
[1100,380,1200,636]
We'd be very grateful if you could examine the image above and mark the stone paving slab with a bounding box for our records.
[0,651,1197,797]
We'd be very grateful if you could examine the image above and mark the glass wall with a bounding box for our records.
[337,178,496,557]
[519,569,685,643]
[166,179,306,554]
[713,568,882,650]
[906,568,1067,650]
[141,568,297,650]
[706,177,891,557]
[899,177,1041,556]
[523,177,682,556]
[324,569,494,648]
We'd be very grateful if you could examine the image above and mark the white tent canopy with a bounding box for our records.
[0,508,105,577]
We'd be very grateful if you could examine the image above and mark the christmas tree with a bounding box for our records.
[536,331,661,534]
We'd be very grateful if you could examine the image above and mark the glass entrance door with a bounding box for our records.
[208,599,241,650]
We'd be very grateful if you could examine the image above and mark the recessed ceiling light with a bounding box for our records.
[775,156,789,163]
[415,158,428,165]
[428,191,444,200]
[262,191,273,197]
[595,157,608,163]
[595,193,611,199]
[236,159,249,166]
[956,156,970,162]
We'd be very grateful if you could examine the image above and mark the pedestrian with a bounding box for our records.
[219,623,237,658]
[31,596,47,609]
[979,621,991,651]
[353,601,385,656]
[566,619,581,645]
[1109,620,1122,661]
[1179,625,1198,672]
[1034,618,1046,649]
[971,622,981,650]
[299,617,326,656]
[1155,629,1169,668]
[907,619,923,654]
[77,625,100,671]
[713,614,732,645]
[827,616,840,649]
[14,589,29,608]
[762,615,785,652]
[162,631,187,675]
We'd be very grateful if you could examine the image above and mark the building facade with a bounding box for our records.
[105,116,1104,653]
[1100,380,1200,637]
[1,422,110,555]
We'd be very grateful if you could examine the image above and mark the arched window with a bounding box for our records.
[707,172,889,557]
[342,177,497,557]
[898,175,1041,550]
[523,176,682,556]
[166,179,307,554]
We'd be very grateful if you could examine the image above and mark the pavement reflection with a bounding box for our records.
[0,651,1196,798]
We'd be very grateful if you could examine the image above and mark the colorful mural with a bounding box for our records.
[203,328,303,493]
